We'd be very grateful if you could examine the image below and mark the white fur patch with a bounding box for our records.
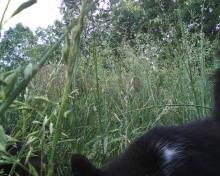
[154,141,184,176]
[163,147,177,163]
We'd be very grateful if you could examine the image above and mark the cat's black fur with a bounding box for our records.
[71,68,220,176]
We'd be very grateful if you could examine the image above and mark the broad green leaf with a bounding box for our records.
[0,125,7,152]
[10,0,37,19]
[24,63,33,79]
[5,71,18,97]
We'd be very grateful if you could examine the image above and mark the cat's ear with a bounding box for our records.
[71,154,102,176]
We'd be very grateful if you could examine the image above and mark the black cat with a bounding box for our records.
[71,68,220,176]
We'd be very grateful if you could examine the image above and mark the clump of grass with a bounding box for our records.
[61,25,216,170]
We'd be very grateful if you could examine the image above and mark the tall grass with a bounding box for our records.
[0,7,218,176]
[59,27,216,172]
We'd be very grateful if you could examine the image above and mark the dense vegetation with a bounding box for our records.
[0,0,220,175]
